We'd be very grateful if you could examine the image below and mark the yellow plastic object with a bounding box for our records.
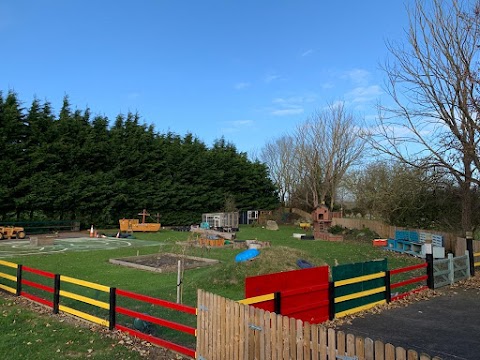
[0,226,26,240]
[299,222,311,230]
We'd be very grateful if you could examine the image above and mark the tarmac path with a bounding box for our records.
[0,236,161,258]
[336,286,480,359]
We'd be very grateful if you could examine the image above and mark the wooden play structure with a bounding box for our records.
[119,209,161,232]
[312,204,343,241]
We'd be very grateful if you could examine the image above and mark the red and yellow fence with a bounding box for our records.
[0,260,197,358]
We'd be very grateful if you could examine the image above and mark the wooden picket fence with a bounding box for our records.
[196,290,440,360]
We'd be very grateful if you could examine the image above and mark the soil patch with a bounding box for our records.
[110,253,219,273]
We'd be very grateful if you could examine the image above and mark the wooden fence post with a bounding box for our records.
[274,291,281,314]
[385,270,391,303]
[425,237,434,289]
[53,274,60,314]
[447,253,454,285]
[109,287,116,330]
[465,250,471,280]
[328,282,335,320]
[16,264,22,296]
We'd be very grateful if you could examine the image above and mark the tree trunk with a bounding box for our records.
[460,180,473,236]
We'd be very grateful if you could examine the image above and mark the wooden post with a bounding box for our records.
[385,270,391,303]
[16,265,22,296]
[328,281,335,320]
[53,274,61,314]
[177,260,182,304]
[447,253,454,285]
[466,231,474,276]
[109,287,116,330]
[274,292,281,314]
[425,235,434,289]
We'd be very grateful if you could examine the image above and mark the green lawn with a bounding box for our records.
[5,225,422,304]
[0,296,144,360]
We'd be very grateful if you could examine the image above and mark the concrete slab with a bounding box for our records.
[336,288,480,359]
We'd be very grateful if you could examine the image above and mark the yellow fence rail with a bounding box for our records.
[0,259,18,295]
[60,275,110,293]
[474,252,480,268]
[238,293,275,305]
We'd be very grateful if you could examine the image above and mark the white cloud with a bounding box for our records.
[301,49,313,57]
[271,108,304,116]
[234,82,250,90]
[273,95,316,105]
[270,93,317,116]
[346,85,382,103]
[342,69,371,86]
[220,119,254,134]
[231,120,253,126]
[264,73,282,83]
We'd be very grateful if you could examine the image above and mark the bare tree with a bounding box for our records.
[293,102,365,209]
[260,135,297,206]
[370,0,480,234]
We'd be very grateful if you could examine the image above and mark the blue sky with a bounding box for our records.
[1,1,410,155]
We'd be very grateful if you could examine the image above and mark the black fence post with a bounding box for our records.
[53,274,60,314]
[426,255,434,290]
[466,231,475,276]
[385,270,391,303]
[16,265,22,296]
[273,292,281,315]
[109,287,116,330]
[328,282,335,320]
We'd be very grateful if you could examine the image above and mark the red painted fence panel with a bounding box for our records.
[245,266,330,323]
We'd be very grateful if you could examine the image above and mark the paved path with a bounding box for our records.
[336,288,480,359]
[0,237,161,258]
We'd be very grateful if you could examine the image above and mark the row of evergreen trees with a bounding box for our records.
[0,91,279,226]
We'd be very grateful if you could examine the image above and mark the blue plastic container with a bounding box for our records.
[235,248,260,262]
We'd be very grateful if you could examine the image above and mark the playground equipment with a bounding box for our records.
[311,205,343,241]
[201,212,239,231]
[0,226,26,240]
[119,209,161,233]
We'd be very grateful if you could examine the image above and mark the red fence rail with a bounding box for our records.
[20,265,55,308]
[389,262,428,301]
[115,288,197,358]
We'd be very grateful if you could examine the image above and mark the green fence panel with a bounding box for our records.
[332,258,387,314]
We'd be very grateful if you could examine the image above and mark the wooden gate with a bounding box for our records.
[433,252,470,289]
[452,253,469,282]
[433,258,450,289]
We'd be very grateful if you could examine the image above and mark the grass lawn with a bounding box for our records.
[5,225,422,304]
[0,296,145,360]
